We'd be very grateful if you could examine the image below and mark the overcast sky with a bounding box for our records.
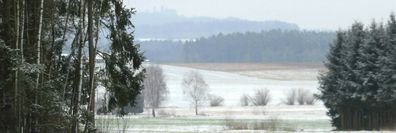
[126,0,396,30]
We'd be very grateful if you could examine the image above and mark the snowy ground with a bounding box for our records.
[96,64,396,132]
[96,105,332,132]
[160,64,320,107]
[171,63,325,81]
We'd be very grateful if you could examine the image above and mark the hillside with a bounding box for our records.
[133,9,299,39]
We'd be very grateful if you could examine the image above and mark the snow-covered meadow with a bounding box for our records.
[97,64,338,132]
[161,64,320,107]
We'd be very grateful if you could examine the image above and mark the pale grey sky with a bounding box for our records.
[126,0,396,30]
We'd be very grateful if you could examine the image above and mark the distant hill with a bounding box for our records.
[133,9,299,39]
[140,30,335,63]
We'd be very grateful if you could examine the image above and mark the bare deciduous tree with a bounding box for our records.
[182,71,208,115]
[143,65,168,117]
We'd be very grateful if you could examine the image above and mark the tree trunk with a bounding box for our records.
[195,101,198,115]
[36,0,44,100]
[32,0,44,132]
[14,0,20,132]
[20,0,24,60]
[72,0,84,132]
[87,0,95,127]
[19,1,25,131]
[152,108,156,117]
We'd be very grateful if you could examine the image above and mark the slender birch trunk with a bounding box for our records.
[20,0,24,60]
[36,0,44,100]
[19,1,25,131]
[32,0,44,132]
[14,0,20,132]
[72,0,84,132]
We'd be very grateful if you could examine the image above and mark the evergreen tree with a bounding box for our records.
[378,14,396,104]
[318,31,347,129]
[99,0,145,115]
[0,0,145,132]
[319,15,396,130]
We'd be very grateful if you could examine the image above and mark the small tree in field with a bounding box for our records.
[182,71,209,115]
[143,65,168,117]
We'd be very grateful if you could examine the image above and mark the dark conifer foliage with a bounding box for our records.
[99,0,145,115]
[0,0,144,132]
[318,14,396,130]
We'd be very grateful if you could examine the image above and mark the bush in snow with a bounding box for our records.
[283,89,297,105]
[251,88,271,106]
[305,93,316,105]
[208,94,224,107]
[240,94,250,106]
[296,88,308,105]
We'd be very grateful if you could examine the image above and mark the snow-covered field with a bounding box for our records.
[96,64,339,132]
[160,64,320,107]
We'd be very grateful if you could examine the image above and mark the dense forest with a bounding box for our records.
[318,15,396,130]
[0,0,144,132]
[140,30,335,63]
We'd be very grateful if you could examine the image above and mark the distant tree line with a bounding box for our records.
[133,9,299,39]
[318,14,396,130]
[139,30,335,63]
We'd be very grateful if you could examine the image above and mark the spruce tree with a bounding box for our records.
[318,31,347,129]
[319,16,396,130]
[100,0,145,115]
[379,14,396,104]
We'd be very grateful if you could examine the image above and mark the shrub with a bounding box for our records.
[240,94,250,106]
[296,88,308,105]
[251,89,271,106]
[305,94,316,105]
[208,94,224,107]
[283,89,297,105]
[294,88,316,105]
